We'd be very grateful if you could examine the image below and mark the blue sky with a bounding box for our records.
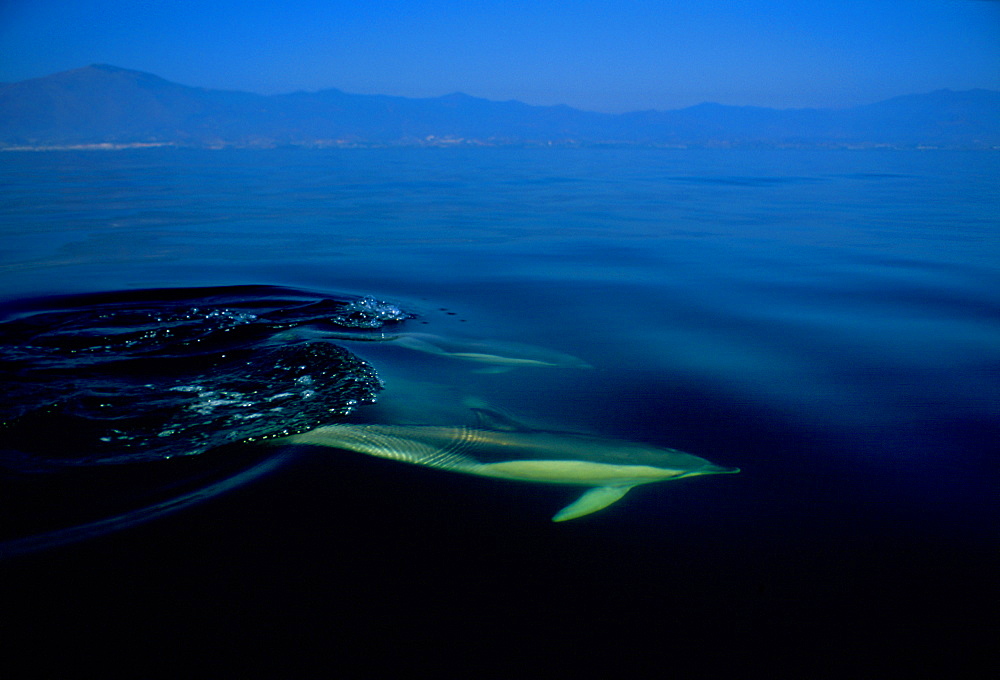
[1,0,998,112]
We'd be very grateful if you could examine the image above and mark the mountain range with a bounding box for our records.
[1,64,998,148]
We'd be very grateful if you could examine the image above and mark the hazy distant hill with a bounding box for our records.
[1,64,998,148]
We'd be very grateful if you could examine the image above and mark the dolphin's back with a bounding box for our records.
[288,424,484,472]
[286,424,734,474]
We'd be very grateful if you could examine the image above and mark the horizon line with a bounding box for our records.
[6,62,997,117]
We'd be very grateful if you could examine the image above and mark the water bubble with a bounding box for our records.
[331,296,412,328]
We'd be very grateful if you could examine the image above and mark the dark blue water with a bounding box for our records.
[1,148,996,673]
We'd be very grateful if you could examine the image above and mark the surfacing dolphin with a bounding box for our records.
[280,408,738,521]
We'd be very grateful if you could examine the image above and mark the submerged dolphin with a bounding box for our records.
[386,333,592,372]
[273,329,591,372]
[281,409,738,521]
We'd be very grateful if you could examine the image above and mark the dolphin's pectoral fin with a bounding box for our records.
[552,485,635,522]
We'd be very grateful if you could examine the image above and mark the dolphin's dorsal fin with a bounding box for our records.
[470,407,535,432]
[552,485,634,522]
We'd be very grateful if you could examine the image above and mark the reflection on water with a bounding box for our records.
[0,448,291,559]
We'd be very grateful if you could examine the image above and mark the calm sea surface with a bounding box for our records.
[1,148,996,672]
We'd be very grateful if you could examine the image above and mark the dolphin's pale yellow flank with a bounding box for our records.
[280,409,738,522]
